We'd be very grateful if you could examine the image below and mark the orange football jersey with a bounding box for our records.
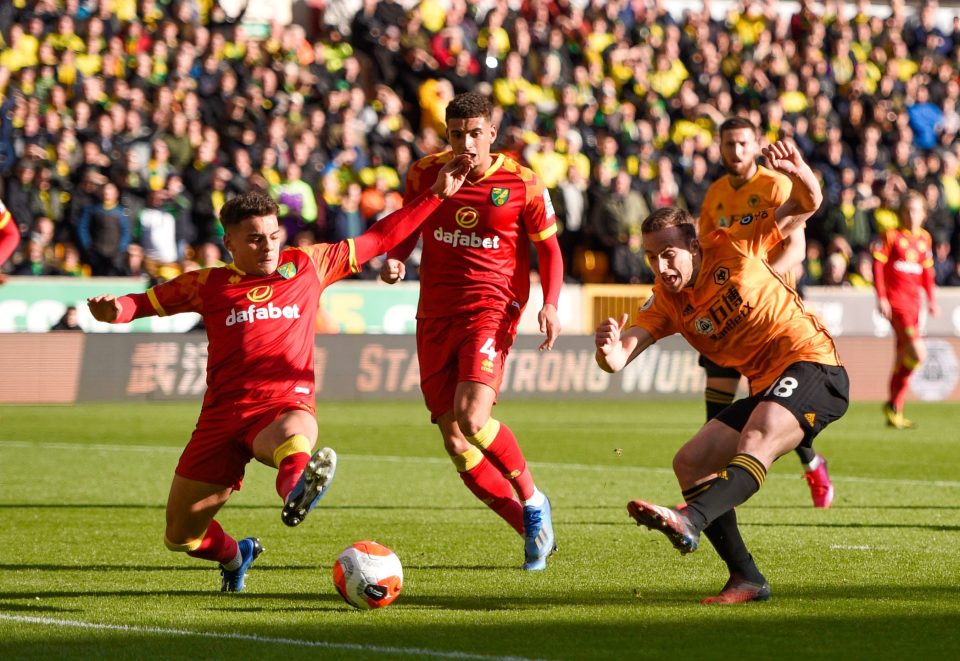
[634,208,841,394]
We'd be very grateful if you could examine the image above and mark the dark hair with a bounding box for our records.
[641,206,698,243]
[219,190,278,228]
[446,92,493,122]
[719,116,758,137]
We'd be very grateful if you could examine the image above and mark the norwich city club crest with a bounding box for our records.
[277,262,297,279]
[491,187,510,206]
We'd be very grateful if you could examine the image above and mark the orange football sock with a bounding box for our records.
[467,419,536,502]
[186,519,239,565]
[455,448,524,535]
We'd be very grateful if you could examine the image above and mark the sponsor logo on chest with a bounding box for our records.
[225,284,302,326]
[434,204,502,249]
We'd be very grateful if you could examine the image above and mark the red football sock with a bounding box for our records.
[186,519,239,565]
[459,457,524,535]
[276,452,311,500]
[478,421,536,502]
[890,364,913,411]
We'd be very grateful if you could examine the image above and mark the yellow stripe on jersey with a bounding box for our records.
[528,223,558,242]
[0,209,10,229]
[466,418,501,449]
[347,238,359,273]
[451,446,484,472]
[146,287,167,316]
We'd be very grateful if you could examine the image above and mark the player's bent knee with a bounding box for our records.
[272,433,312,468]
[164,534,203,553]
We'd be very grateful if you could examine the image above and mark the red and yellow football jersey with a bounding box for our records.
[145,242,359,405]
[0,197,19,265]
[634,209,841,394]
[396,151,558,318]
[871,228,935,312]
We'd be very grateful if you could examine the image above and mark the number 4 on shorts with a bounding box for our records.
[479,337,497,361]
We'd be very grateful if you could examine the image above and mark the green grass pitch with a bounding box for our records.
[1,400,958,660]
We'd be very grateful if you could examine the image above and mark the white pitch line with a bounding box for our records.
[3,440,960,489]
[0,614,547,661]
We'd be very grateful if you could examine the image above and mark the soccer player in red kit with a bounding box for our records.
[87,157,474,592]
[0,198,21,279]
[872,190,939,429]
[380,92,563,571]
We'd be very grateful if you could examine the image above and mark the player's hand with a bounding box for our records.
[538,303,560,351]
[0,273,7,286]
[87,295,122,322]
[379,258,406,284]
[878,297,892,321]
[594,312,629,355]
[761,140,804,177]
[929,300,940,317]
[431,154,475,200]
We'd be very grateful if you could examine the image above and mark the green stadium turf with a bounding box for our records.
[1,400,958,660]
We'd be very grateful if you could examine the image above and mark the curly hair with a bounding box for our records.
[446,92,493,122]
[219,190,279,228]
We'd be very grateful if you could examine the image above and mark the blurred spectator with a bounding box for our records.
[77,181,130,276]
[0,0,957,288]
[611,230,653,284]
[50,305,83,331]
[135,189,180,279]
[934,238,957,286]
[13,239,60,275]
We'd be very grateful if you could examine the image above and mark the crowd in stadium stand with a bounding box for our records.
[1,0,959,289]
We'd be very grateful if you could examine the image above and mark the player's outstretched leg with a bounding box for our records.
[220,537,264,592]
[627,500,700,554]
[282,447,337,527]
[803,453,834,508]
[701,572,771,605]
[522,494,556,570]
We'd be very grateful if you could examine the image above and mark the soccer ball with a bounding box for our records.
[332,540,403,610]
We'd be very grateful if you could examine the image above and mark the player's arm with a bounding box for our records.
[922,245,939,317]
[594,313,655,373]
[534,234,563,351]
[871,235,892,320]
[762,141,823,238]
[355,154,474,266]
[88,270,206,323]
[87,292,155,323]
[0,201,21,267]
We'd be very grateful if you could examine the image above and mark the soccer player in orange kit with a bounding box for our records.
[872,190,939,429]
[380,93,563,570]
[698,117,834,508]
[595,140,848,604]
[87,155,474,592]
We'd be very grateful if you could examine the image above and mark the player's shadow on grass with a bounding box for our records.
[0,503,166,509]
[0,503,469,511]
[747,521,960,532]
[0,601,80,614]
[0,563,212,572]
